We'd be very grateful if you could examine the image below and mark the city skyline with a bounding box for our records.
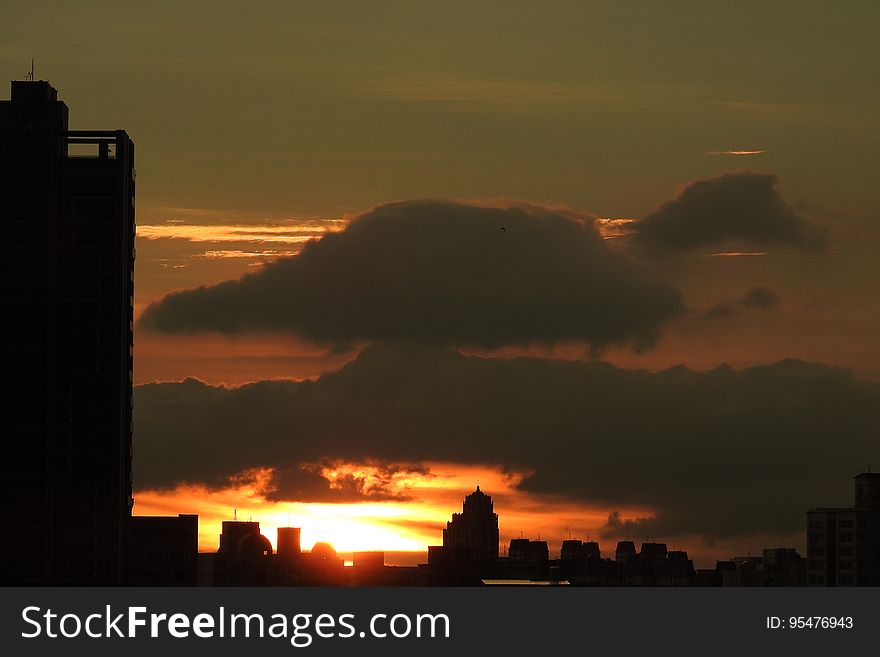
[127,474,878,586]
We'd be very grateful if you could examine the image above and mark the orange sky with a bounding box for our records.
[133,460,802,567]
[133,462,651,561]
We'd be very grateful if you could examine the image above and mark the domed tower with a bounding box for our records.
[442,486,500,561]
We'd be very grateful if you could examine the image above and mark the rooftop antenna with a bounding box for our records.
[25,60,35,82]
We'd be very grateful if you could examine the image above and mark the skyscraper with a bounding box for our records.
[0,80,135,585]
[442,485,499,562]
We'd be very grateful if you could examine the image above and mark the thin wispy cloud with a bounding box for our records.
[197,249,301,259]
[705,149,766,156]
[706,251,769,257]
[137,221,346,244]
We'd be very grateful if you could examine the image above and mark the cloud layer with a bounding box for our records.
[633,172,827,254]
[138,201,683,351]
[134,344,880,541]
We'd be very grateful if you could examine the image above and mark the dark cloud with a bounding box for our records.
[633,172,827,254]
[708,285,781,318]
[138,201,683,352]
[134,344,879,541]
[265,461,430,503]
[741,285,781,310]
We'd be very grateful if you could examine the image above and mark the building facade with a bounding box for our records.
[807,472,880,586]
[0,80,135,585]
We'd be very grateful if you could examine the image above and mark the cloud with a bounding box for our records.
[264,461,430,503]
[632,172,827,254]
[708,285,781,318]
[138,201,683,352]
[705,149,765,156]
[134,344,880,541]
[741,285,781,310]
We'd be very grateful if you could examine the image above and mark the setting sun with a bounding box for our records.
[132,462,650,560]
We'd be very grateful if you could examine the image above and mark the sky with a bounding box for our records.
[5,1,880,566]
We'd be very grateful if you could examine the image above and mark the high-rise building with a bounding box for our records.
[807,472,880,586]
[442,485,499,562]
[0,80,135,585]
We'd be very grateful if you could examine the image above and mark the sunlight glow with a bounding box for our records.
[594,217,638,239]
[132,461,652,558]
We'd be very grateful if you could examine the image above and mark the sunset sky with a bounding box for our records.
[6,1,880,566]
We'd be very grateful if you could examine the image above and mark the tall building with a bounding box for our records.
[442,485,499,562]
[0,80,135,585]
[807,472,880,586]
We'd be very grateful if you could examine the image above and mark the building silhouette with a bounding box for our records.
[0,80,135,585]
[807,472,880,586]
[712,548,806,587]
[560,539,600,561]
[125,514,198,586]
[277,526,302,559]
[199,520,276,586]
[614,540,637,563]
[442,485,499,561]
[196,521,411,586]
[426,486,500,585]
